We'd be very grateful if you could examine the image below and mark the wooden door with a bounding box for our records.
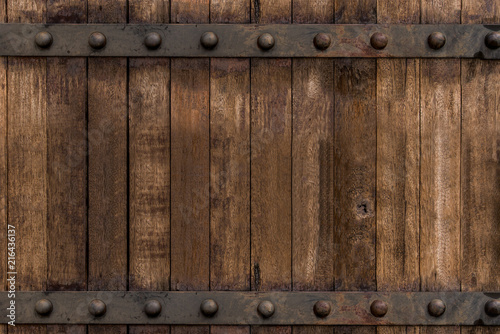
[0,0,499,333]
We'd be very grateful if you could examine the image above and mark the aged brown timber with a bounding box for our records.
[7,0,47,333]
[88,0,128,334]
[129,1,171,334]
[461,0,500,333]
[46,1,87,334]
[292,0,334,333]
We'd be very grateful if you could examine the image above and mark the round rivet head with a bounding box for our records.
[370,32,388,50]
[200,32,219,49]
[200,299,218,317]
[35,299,53,316]
[314,33,331,50]
[88,299,107,317]
[144,300,162,317]
[257,300,275,318]
[370,300,388,317]
[89,32,107,49]
[485,299,500,317]
[35,31,53,48]
[258,33,275,50]
[485,32,500,49]
[428,32,446,50]
[313,300,332,318]
[145,32,162,50]
[428,299,446,317]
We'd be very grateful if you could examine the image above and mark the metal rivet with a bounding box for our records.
[200,32,219,49]
[313,300,331,318]
[88,299,107,317]
[35,299,53,316]
[485,299,500,317]
[485,32,500,49]
[89,32,107,49]
[428,299,446,317]
[428,32,446,50]
[145,32,162,50]
[370,300,388,317]
[314,33,331,50]
[200,299,218,317]
[258,33,275,50]
[144,299,162,317]
[370,32,388,50]
[257,300,275,318]
[35,31,53,48]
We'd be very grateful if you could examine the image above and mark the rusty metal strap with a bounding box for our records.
[1,291,500,325]
[0,24,499,58]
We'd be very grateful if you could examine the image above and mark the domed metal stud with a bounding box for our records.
[370,32,388,50]
[200,32,219,49]
[89,32,107,49]
[145,32,162,50]
[35,31,53,48]
[35,299,53,316]
[485,299,500,317]
[144,299,162,317]
[200,299,218,317]
[428,299,446,317]
[314,33,331,50]
[313,300,331,318]
[485,32,500,49]
[370,300,388,317]
[257,300,275,318]
[88,299,107,317]
[257,33,275,51]
[428,32,446,50]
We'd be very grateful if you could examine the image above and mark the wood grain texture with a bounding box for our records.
[376,2,420,334]
[170,2,209,334]
[128,1,170,334]
[376,58,420,292]
[0,8,6,334]
[87,1,127,334]
[8,1,46,333]
[210,59,251,291]
[461,2,500,333]
[376,0,420,294]
[250,57,292,333]
[292,14,334,334]
[210,1,251,333]
[250,1,291,334]
[87,56,127,333]
[47,0,86,23]
[130,0,169,23]
[334,3,376,334]
[419,0,461,306]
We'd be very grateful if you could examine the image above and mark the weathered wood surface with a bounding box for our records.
[210,1,251,334]
[1,0,499,333]
[129,1,171,334]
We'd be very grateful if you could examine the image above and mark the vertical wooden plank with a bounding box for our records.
[88,1,127,334]
[333,1,376,334]
[251,2,292,334]
[7,0,46,333]
[129,2,170,334]
[461,2,500,334]
[210,1,251,334]
[376,1,420,334]
[292,0,334,333]
[170,1,210,334]
[46,1,87,334]
[420,1,461,334]
[0,3,6,334]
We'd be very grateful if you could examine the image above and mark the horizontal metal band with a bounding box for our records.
[0,24,499,58]
[1,291,500,325]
